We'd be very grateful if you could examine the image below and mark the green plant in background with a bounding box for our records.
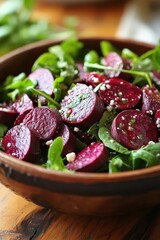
[0,0,77,55]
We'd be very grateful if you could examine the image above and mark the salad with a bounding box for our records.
[0,38,160,173]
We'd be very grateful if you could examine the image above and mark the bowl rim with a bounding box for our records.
[0,37,159,184]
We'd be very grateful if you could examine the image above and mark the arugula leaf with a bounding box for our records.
[87,110,116,140]
[130,142,160,169]
[2,73,35,101]
[84,62,152,87]
[121,48,139,61]
[60,38,83,59]
[28,88,60,109]
[45,137,68,171]
[32,53,59,75]
[109,155,132,173]
[100,41,118,57]
[87,122,99,140]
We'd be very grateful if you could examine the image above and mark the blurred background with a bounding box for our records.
[0,0,159,55]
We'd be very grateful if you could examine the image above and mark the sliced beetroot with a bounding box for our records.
[23,106,63,140]
[77,64,107,87]
[77,63,88,82]
[60,83,104,129]
[155,110,160,131]
[111,109,158,150]
[102,52,132,79]
[98,78,141,110]
[59,125,77,157]
[2,125,40,162]
[0,104,18,125]
[12,94,34,115]
[142,85,160,115]
[28,68,54,104]
[84,72,107,87]
[66,142,109,172]
[152,70,160,88]
[14,109,32,126]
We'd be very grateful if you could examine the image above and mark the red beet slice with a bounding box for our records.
[14,109,32,126]
[84,72,107,87]
[102,52,132,79]
[98,78,141,110]
[77,63,88,82]
[2,125,40,162]
[155,110,160,131]
[111,109,158,150]
[60,83,104,129]
[77,63,107,87]
[152,70,160,87]
[12,94,34,115]
[0,104,18,125]
[23,106,63,140]
[66,142,109,172]
[142,85,160,115]
[28,68,54,104]
[59,125,77,157]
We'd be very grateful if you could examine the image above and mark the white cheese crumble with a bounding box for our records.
[74,127,80,132]
[45,140,53,146]
[66,152,76,162]
[7,142,11,148]
[100,84,106,91]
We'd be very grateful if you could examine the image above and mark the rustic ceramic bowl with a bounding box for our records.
[0,38,159,217]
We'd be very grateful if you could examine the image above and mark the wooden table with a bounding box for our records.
[1,1,160,239]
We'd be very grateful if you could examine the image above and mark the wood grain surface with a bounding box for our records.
[1,182,160,240]
[1,1,160,240]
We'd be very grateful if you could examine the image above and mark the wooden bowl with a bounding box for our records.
[0,38,159,217]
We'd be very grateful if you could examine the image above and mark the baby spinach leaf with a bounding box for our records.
[98,127,130,155]
[45,137,68,171]
[99,110,116,128]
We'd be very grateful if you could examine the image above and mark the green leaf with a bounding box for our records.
[84,62,152,87]
[0,123,8,138]
[28,88,60,109]
[99,110,116,129]
[130,142,160,169]
[100,41,117,57]
[121,48,138,61]
[109,155,132,173]
[87,122,99,140]
[32,52,59,75]
[22,0,35,10]
[98,127,130,155]
[45,137,67,171]
[61,38,83,59]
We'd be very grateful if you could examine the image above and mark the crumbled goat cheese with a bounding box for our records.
[66,152,76,162]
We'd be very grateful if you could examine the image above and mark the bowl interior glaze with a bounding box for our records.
[0,38,159,217]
